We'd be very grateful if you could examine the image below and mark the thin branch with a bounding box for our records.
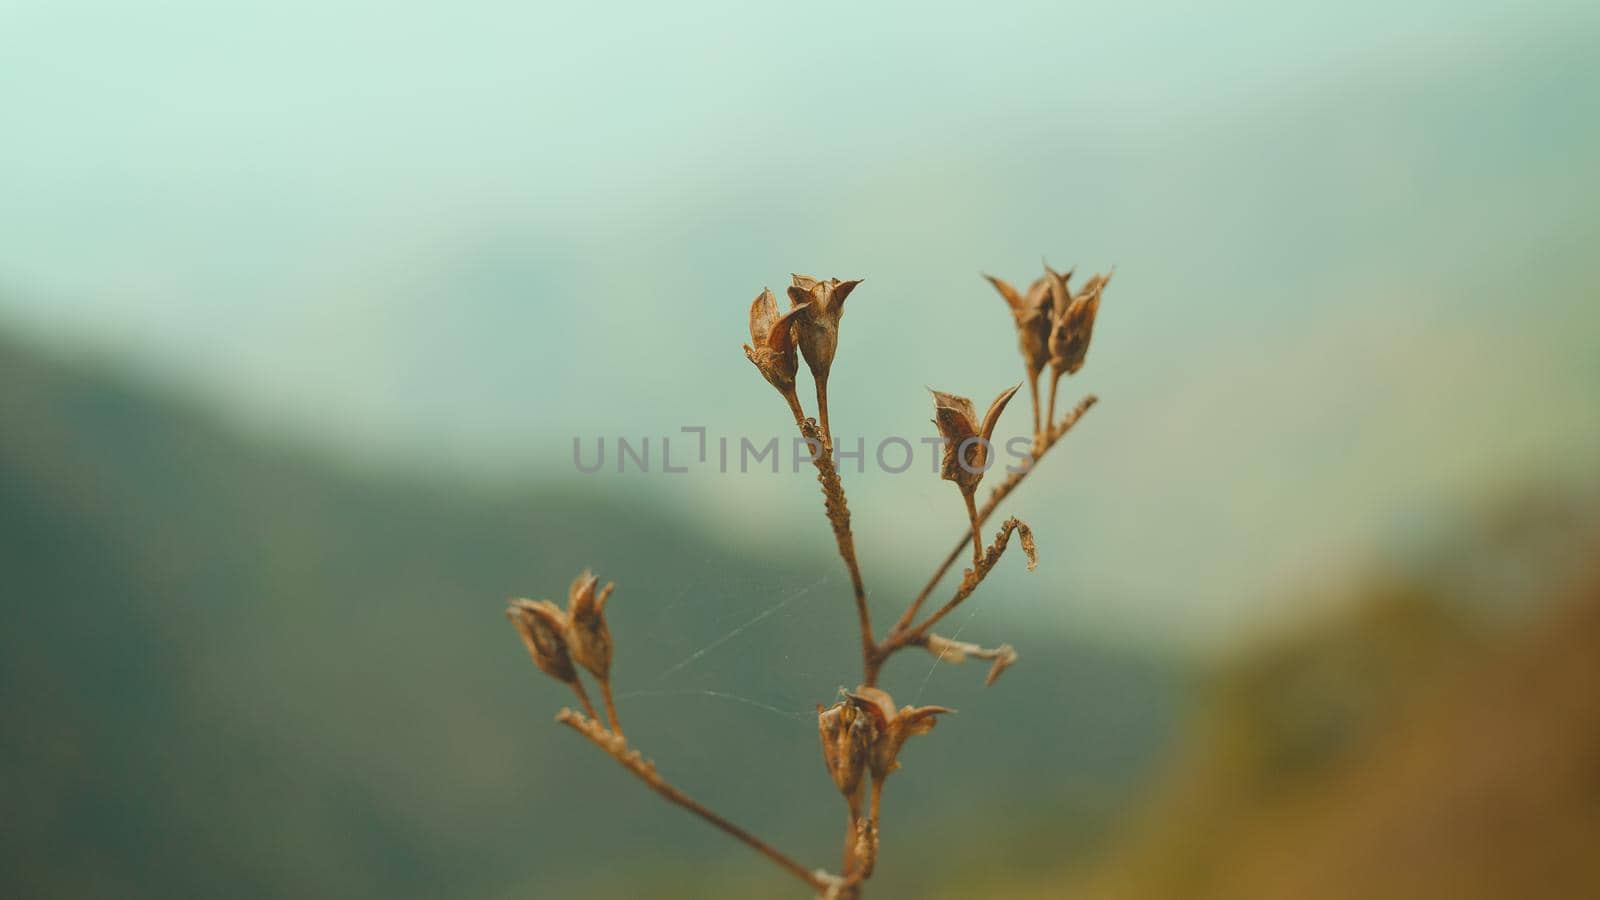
[598,678,623,738]
[556,709,831,893]
[879,516,1036,659]
[569,681,600,721]
[891,394,1096,635]
[798,417,875,675]
[962,490,982,564]
[815,372,833,450]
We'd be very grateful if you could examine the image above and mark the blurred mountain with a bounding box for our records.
[962,502,1600,900]
[0,335,1180,899]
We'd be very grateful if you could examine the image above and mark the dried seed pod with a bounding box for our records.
[985,273,1054,379]
[930,385,1019,496]
[817,699,875,799]
[743,288,813,412]
[564,570,615,680]
[930,384,1021,561]
[1046,267,1110,379]
[786,274,861,383]
[507,599,576,684]
[1041,265,1111,429]
[787,274,862,443]
[844,686,951,782]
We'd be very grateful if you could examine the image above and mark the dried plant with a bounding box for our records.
[505,260,1112,897]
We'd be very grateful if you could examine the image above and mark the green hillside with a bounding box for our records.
[0,336,1179,898]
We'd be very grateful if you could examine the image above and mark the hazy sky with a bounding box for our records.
[3,1,1597,646]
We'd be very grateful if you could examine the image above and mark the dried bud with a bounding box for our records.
[786,274,861,383]
[817,699,875,799]
[985,272,1055,379]
[564,569,615,680]
[845,686,951,782]
[507,599,576,684]
[742,288,812,399]
[1047,267,1111,378]
[930,384,1020,496]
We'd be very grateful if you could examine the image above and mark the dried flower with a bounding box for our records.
[985,272,1057,436]
[844,686,951,783]
[930,384,1020,561]
[1044,266,1111,425]
[743,288,813,423]
[564,570,615,680]
[507,599,576,684]
[817,699,876,801]
[787,274,862,443]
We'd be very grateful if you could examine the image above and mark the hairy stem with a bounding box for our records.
[799,417,875,677]
[557,709,830,893]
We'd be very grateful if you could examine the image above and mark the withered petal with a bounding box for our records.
[899,705,953,736]
[747,288,780,344]
[928,389,979,434]
[568,569,598,609]
[764,302,811,352]
[829,278,862,315]
[979,383,1022,443]
[846,685,898,727]
[1043,264,1072,317]
[984,273,1024,312]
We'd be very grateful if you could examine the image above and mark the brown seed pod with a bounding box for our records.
[1047,267,1111,378]
[786,274,861,383]
[564,570,615,680]
[985,272,1055,380]
[507,599,576,684]
[844,686,951,782]
[818,699,875,799]
[930,384,1020,497]
[743,288,812,400]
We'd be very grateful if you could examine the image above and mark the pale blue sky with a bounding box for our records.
[3,1,1597,646]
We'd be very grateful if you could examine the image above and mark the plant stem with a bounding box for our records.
[1046,374,1060,433]
[557,709,830,893]
[963,490,982,564]
[599,678,623,738]
[784,388,808,429]
[815,373,832,450]
[1028,371,1041,438]
[569,681,599,720]
[841,807,858,876]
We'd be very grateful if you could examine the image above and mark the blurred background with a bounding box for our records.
[3,2,1598,897]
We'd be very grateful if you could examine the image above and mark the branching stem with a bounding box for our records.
[557,709,831,893]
